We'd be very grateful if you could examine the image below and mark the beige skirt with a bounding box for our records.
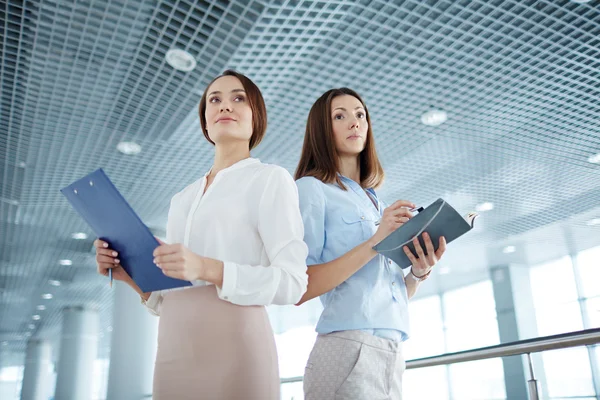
[153,285,279,400]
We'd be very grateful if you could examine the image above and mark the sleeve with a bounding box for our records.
[144,195,178,315]
[215,167,309,306]
[296,177,326,266]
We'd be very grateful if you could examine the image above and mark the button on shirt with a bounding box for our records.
[296,175,409,342]
[145,158,309,314]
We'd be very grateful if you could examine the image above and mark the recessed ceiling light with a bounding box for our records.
[117,141,142,155]
[48,280,61,287]
[32,315,41,321]
[59,259,72,266]
[37,305,46,311]
[476,202,494,212]
[503,246,516,254]
[587,218,600,226]
[587,153,600,164]
[28,324,35,329]
[165,49,197,72]
[41,294,53,300]
[421,109,448,127]
[71,232,88,240]
[438,266,451,275]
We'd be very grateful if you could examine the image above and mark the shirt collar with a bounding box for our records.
[204,157,260,178]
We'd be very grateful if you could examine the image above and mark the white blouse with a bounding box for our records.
[145,158,309,315]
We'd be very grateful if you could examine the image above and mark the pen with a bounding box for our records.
[109,268,113,288]
[374,206,424,226]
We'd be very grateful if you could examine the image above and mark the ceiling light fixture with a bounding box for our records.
[41,293,53,300]
[37,305,46,311]
[586,218,600,226]
[116,141,142,155]
[165,49,197,72]
[48,280,61,287]
[587,153,600,164]
[421,109,448,127]
[32,315,41,321]
[71,232,88,240]
[59,259,72,266]
[503,246,516,254]
[476,202,494,212]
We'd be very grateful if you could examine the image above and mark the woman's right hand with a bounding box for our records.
[94,239,132,282]
[370,200,416,245]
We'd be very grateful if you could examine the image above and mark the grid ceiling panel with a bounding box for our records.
[1,0,599,359]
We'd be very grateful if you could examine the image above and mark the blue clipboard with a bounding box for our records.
[60,168,192,292]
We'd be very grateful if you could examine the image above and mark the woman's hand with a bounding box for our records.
[153,243,206,281]
[403,232,446,278]
[370,200,416,246]
[94,239,132,282]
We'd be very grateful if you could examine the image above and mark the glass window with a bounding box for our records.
[530,257,578,307]
[443,281,500,352]
[535,301,584,336]
[280,381,303,400]
[275,326,317,379]
[449,359,506,400]
[405,295,445,360]
[543,348,595,398]
[443,281,505,398]
[584,297,600,329]
[404,366,449,400]
[577,246,600,298]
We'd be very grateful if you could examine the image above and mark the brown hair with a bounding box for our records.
[198,70,267,150]
[295,88,384,190]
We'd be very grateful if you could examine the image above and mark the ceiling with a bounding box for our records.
[1,0,599,365]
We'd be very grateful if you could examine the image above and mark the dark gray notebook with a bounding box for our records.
[373,198,477,269]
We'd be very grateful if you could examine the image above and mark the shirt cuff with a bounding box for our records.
[144,292,162,316]
[217,261,238,302]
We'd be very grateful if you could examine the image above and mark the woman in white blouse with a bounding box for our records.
[94,70,309,399]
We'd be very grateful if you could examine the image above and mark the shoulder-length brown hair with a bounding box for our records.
[295,88,384,190]
[198,70,267,150]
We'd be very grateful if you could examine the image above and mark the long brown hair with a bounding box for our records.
[295,88,384,190]
[198,70,267,150]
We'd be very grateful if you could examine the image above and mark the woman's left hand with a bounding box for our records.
[403,232,446,278]
[153,243,206,281]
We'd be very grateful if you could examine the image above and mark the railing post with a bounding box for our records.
[526,352,540,400]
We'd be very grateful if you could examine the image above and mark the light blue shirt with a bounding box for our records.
[296,175,410,342]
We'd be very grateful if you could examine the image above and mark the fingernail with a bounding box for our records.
[103,243,108,248]
[112,252,118,257]
[114,259,119,264]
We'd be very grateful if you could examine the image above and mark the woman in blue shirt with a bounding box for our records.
[295,87,446,399]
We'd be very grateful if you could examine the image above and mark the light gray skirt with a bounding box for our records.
[304,330,405,400]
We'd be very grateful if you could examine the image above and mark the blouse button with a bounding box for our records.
[361,216,365,220]
[392,281,396,286]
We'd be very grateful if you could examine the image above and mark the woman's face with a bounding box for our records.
[204,75,253,146]
[330,94,368,157]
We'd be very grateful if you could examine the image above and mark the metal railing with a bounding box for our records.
[281,328,600,399]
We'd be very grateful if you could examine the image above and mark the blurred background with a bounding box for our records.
[1,0,599,399]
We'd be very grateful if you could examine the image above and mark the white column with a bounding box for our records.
[106,281,158,400]
[20,339,52,400]
[54,306,99,400]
